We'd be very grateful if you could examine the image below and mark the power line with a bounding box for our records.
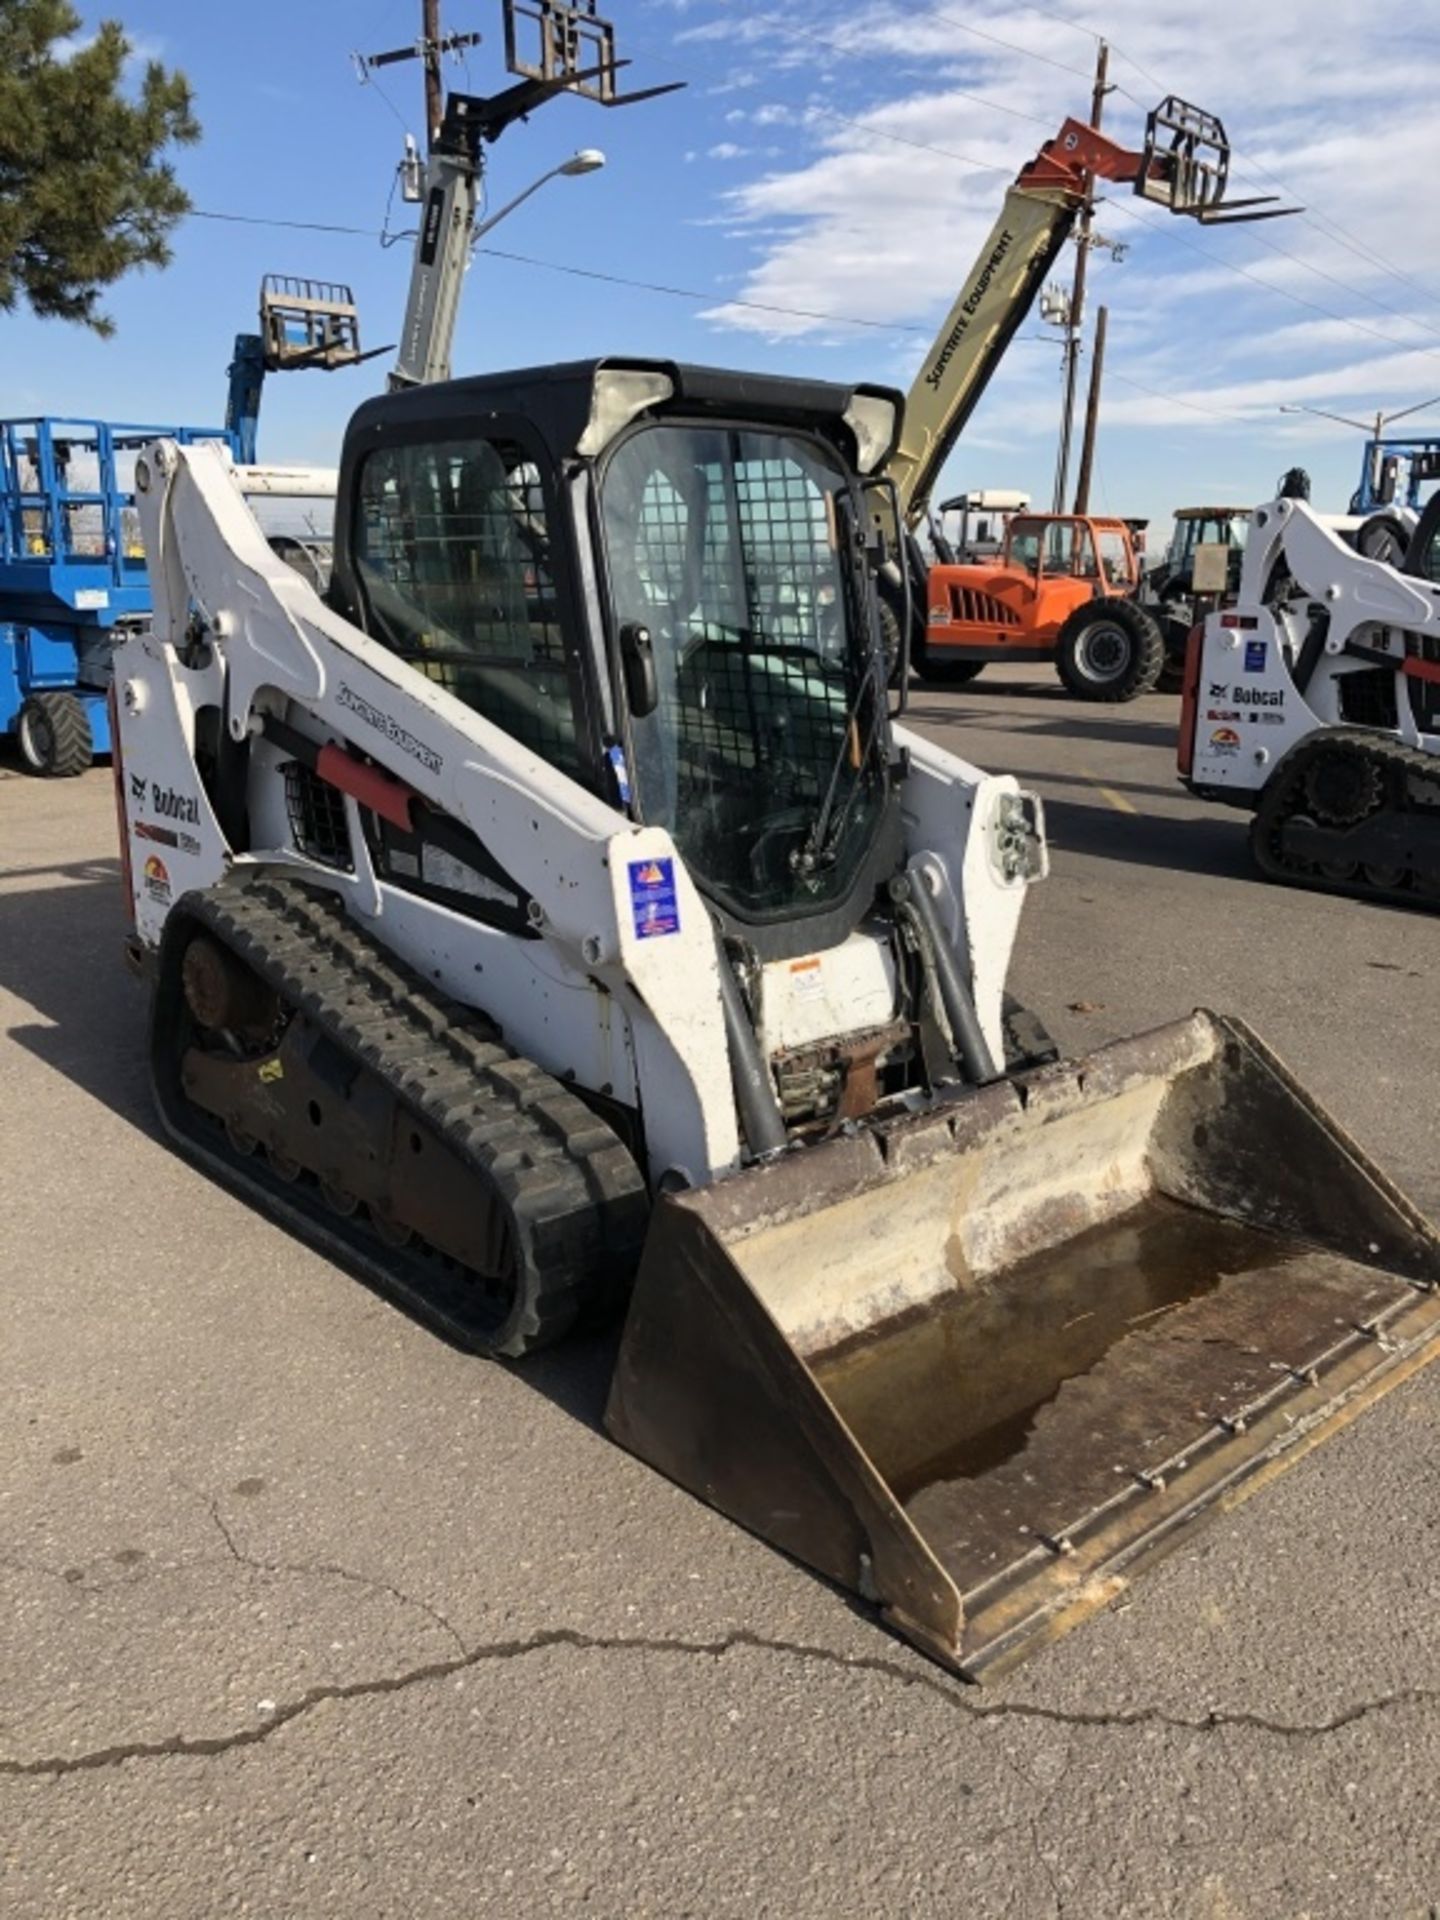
[679,6,1056,127]
[1103,196,1440,365]
[1105,369,1252,424]
[645,11,1440,368]
[926,9,1093,81]
[479,240,939,331]
[813,5,1440,322]
[1098,65,1440,312]
[189,207,931,333]
[186,205,1237,428]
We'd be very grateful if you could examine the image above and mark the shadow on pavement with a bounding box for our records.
[0,866,626,1435]
[906,699,1174,752]
[1043,794,1253,882]
[0,866,155,1130]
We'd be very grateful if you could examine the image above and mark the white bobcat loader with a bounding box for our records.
[1181,491,1440,903]
[110,361,1440,1678]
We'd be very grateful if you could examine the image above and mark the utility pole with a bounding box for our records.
[1072,304,1108,514]
[422,0,444,150]
[1051,37,1109,513]
[358,9,481,154]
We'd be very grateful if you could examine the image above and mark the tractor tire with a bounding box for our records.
[16,691,93,776]
[1054,599,1164,703]
[1355,513,1412,568]
[877,596,903,689]
[911,634,986,687]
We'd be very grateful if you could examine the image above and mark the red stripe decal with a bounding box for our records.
[316,743,416,831]
[109,684,135,927]
[1403,655,1440,686]
[1176,624,1203,777]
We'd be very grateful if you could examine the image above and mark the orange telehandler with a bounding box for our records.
[879,99,1291,701]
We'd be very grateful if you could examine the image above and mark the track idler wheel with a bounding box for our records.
[182,935,280,1038]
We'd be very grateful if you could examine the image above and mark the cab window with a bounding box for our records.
[1097,528,1131,587]
[1009,522,1043,574]
[353,436,586,781]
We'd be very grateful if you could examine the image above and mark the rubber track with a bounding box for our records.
[1250,728,1440,910]
[159,872,650,1357]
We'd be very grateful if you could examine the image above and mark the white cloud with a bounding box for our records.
[679,1,1440,380]
[635,0,1440,522]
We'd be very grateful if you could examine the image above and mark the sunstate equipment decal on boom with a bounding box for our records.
[924,230,1016,390]
[337,683,444,776]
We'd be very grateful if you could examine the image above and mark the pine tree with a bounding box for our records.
[0,0,199,335]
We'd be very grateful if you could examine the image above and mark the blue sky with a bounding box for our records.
[6,0,1440,538]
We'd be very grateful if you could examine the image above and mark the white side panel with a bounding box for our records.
[759,933,898,1053]
[1191,607,1322,797]
[113,635,230,942]
[1196,496,1440,796]
[893,724,1044,1064]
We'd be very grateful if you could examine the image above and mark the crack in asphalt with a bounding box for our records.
[201,1495,469,1660]
[0,1503,469,1658]
[1,1627,1437,1781]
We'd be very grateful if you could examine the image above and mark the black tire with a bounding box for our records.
[16,691,93,776]
[1054,598,1164,703]
[911,633,986,687]
[876,595,903,689]
[1355,512,1412,567]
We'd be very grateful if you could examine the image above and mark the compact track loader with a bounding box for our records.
[113,363,1440,1677]
[1181,490,1440,906]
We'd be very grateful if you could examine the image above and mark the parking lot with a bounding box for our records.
[3,667,1439,1919]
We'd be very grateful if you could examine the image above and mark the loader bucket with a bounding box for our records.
[607,1013,1440,1678]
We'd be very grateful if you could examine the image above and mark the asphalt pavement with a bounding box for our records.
[3,670,1439,1918]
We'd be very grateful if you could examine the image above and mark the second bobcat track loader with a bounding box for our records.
[1181,490,1440,905]
[112,361,1440,1679]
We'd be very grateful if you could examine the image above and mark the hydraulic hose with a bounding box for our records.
[891,871,1001,1087]
[715,940,789,1160]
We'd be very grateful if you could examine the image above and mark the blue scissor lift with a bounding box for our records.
[0,417,237,774]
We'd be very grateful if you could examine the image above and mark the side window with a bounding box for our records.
[354,436,585,781]
[1010,525,1042,574]
[1044,521,1079,575]
[1097,530,1130,586]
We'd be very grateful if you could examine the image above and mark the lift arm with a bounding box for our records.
[889,97,1294,528]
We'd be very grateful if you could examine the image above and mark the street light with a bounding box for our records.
[1280,394,1440,512]
[473,148,606,242]
[1279,395,1440,438]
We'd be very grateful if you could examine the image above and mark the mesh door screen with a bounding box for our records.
[355,437,584,781]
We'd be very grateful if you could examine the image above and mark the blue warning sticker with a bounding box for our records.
[1243,640,1268,673]
[628,856,680,940]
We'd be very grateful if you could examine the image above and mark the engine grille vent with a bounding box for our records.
[949,587,1021,629]
[284,761,354,871]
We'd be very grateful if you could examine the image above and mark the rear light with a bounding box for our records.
[1177,624,1204,778]
[1219,613,1259,631]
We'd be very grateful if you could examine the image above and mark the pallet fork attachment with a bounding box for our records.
[1140,96,1298,224]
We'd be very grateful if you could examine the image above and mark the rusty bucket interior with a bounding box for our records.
[606,1012,1440,1678]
